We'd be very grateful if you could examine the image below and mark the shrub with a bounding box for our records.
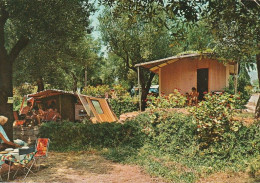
[39,120,145,151]
[109,96,139,117]
[147,89,186,109]
[225,75,252,109]
[190,93,241,147]
[82,84,129,98]
[82,85,110,97]
[135,111,196,153]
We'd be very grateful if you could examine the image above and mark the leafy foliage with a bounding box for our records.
[40,108,260,182]
[147,89,186,109]
[82,85,110,97]
[190,93,241,147]
[39,120,145,151]
[109,96,139,117]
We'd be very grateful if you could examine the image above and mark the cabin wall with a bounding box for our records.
[60,95,76,121]
[38,95,76,121]
[160,58,227,95]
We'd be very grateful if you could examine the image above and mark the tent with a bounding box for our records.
[21,89,118,123]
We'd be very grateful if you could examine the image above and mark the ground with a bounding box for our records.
[2,151,255,183]
[12,151,164,183]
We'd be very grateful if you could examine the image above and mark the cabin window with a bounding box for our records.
[91,100,104,114]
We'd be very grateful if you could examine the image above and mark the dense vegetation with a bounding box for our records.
[39,93,260,182]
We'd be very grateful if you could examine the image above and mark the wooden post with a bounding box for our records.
[59,95,62,118]
[138,66,142,111]
[84,66,87,87]
[234,62,239,94]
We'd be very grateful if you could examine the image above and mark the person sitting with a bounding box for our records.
[38,105,47,121]
[189,87,199,106]
[20,101,34,126]
[20,101,32,116]
[45,106,61,121]
[31,106,42,125]
[185,92,190,106]
[0,116,21,151]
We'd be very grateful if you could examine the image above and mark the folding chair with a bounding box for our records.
[34,138,50,171]
[13,111,25,126]
[12,147,36,180]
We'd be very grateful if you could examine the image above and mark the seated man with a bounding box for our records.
[20,101,33,126]
[0,116,21,151]
[20,101,32,116]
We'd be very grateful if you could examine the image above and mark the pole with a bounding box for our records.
[234,62,239,94]
[138,66,142,111]
[84,66,87,87]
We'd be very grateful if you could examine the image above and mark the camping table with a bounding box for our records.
[0,148,35,180]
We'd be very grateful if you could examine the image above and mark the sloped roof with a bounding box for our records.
[135,53,236,73]
[27,89,76,99]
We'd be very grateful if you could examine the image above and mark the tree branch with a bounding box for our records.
[9,37,30,63]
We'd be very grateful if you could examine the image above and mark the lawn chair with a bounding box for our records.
[13,111,25,126]
[11,147,36,180]
[34,138,50,171]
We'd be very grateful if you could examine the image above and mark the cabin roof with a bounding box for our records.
[135,53,236,73]
[27,89,77,99]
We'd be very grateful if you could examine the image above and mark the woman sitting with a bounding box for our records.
[0,116,21,151]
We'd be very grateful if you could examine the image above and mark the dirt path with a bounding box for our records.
[14,151,164,183]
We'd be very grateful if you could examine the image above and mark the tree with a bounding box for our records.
[202,0,260,117]
[0,0,93,139]
[14,35,101,92]
[99,7,176,110]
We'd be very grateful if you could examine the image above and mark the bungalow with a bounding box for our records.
[135,53,238,100]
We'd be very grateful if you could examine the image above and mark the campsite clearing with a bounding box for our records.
[15,151,164,183]
[11,151,258,183]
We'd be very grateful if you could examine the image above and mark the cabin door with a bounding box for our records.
[197,68,208,101]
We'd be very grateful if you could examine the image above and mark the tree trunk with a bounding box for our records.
[139,70,155,111]
[72,73,78,92]
[255,51,260,118]
[0,56,14,140]
[36,77,44,92]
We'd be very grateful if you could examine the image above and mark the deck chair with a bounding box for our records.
[13,111,25,126]
[33,138,50,171]
[11,147,36,180]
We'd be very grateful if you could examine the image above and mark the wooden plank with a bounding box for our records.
[77,93,91,116]
[88,97,118,122]
[86,97,101,123]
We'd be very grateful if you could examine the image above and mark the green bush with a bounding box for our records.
[82,85,110,97]
[225,75,252,109]
[109,96,139,117]
[147,89,186,109]
[135,111,196,153]
[190,93,241,147]
[39,120,145,151]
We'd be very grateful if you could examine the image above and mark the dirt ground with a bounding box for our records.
[2,152,257,182]
[10,151,164,183]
